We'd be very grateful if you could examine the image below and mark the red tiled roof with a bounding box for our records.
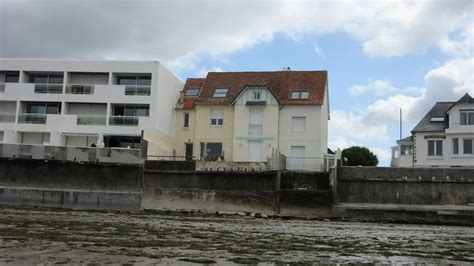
[200,71,327,105]
[177,70,328,108]
[177,78,206,109]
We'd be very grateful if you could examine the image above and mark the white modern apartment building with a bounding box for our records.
[390,93,474,167]
[0,59,182,151]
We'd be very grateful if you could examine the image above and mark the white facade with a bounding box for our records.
[414,101,474,167]
[390,94,474,167]
[0,59,182,149]
[278,86,329,171]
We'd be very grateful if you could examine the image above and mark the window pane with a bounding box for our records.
[5,74,19,83]
[32,76,48,83]
[184,113,189,128]
[469,112,474,125]
[428,140,434,156]
[118,77,137,85]
[213,88,228,97]
[453,138,459,154]
[136,107,149,117]
[185,88,200,96]
[460,112,467,125]
[300,92,309,99]
[291,92,300,99]
[137,77,151,85]
[46,104,60,114]
[436,140,443,156]
[464,139,473,154]
[48,75,63,84]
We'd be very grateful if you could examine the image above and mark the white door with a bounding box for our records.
[248,141,262,162]
[289,146,305,170]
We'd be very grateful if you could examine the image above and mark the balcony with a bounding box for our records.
[109,116,139,126]
[34,84,63,94]
[0,113,16,123]
[125,85,151,96]
[66,84,94,95]
[77,115,107,126]
[18,113,47,124]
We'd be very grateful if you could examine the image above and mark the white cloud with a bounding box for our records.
[331,57,473,165]
[197,67,223,77]
[0,0,472,69]
[370,147,392,165]
[349,80,397,96]
[312,43,324,58]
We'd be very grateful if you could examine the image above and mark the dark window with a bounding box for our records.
[200,142,223,161]
[26,103,61,114]
[400,145,412,155]
[185,88,200,96]
[464,139,473,154]
[118,75,151,85]
[112,105,149,117]
[460,110,474,125]
[428,140,442,156]
[183,112,189,128]
[5,73,19,83]
[104,135,141,149]
[453,138,459,154]
[30,74,63,84]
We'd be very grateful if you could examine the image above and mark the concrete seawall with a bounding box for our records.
[142,169,333,217]
[337,167,474,205]
[0,158,142,211]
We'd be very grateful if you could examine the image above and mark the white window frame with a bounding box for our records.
[184,88,200,96]
[291,116,306,132]
[291,91,310,99]
[452,138,459,154]
[460,110,474,125]
[183,112,190,128]
[427,139,443,156]
[253,90,261,100]
[463,138,473,154]
[249,109,263,135]
[210,109,224,126]
[213,88,229,98]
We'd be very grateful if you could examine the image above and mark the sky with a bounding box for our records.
[1,0,473,165]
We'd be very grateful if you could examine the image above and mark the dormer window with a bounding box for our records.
[253,90,261,100]
[185,88,200,96]
[430,117,445,122]
[460,110,474,125]
[213,88,229,98]
[291,91,309,99]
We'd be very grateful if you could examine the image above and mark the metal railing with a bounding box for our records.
[18,113,47,124]
[76,115,106,125]
[109,116,139,126]
[125,85,151,96]
[34,84,63,94]
[148,155,195,161]
[0,113,16,123]
[66,84,94,95]
[268,153,337,172]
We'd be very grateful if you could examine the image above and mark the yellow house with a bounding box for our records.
[173,70,329,166]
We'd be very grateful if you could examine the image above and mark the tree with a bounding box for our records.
[342,146,378,166]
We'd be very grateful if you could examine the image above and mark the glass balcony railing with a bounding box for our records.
[249,124,263,135]
[109,116,139,126]
[34,84,63,94]
[18,113,47,124]
[125,85,151,96]
[0,113,16,123]
[66,84,94,95]
[77,115,106,125]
